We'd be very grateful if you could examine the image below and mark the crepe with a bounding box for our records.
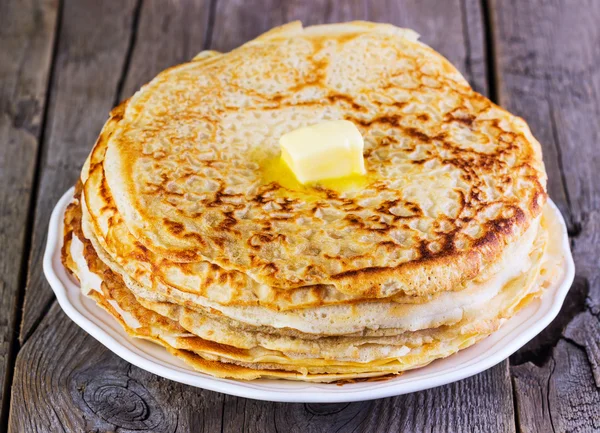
[83,128,540,315]
[63,192,560,380]
[82,142,542,336]
[61,21,559,382]
[102,21,546,299]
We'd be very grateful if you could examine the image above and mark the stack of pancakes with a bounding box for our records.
[62,22,562,382]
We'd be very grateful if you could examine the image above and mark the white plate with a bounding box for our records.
[44,188,575,403]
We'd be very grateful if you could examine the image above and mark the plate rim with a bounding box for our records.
[43,188,576,403]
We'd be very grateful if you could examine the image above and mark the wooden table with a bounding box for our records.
[2,0,599,431]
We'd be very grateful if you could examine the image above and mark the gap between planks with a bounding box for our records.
[0,0,64,428]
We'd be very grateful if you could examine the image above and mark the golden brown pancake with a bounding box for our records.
[63,188,558,380]
[82,133,542,336]
[103,22,546,298]
[61,22,558,382]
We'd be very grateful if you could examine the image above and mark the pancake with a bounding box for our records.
[63,190,560,380]
[83,127,541,315]
[103,22,546,299]
[82,142,542,335]
[84,205,540,336]
[61,21,560,382]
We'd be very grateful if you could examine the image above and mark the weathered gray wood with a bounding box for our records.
[490,0,600,430]
[511,360,555,433]
[18,0,140,344]
[490,0,600,234]
[513,339,600,433]
[0,0,58,421]
[10,0,518,432]
[119,0,211,100]
[10,303,231,433]
[220,363,515,433]
[459,0,488,96]
[10,304,227,433]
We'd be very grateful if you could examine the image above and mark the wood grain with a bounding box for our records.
[0,0,58,420]
[18,0,140,344]
[119,0,211,101]
[491,0,600,430]
[220,363,514,433]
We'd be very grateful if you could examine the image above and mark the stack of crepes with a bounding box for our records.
[62,22,564,382]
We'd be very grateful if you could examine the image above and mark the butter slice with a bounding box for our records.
[280,120,366,184]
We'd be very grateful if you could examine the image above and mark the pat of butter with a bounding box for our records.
[280,120,366,184]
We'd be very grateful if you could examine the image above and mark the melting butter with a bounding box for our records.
[260,156,370,196]
[279,120,366,185]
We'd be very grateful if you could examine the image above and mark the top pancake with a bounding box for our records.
[103,21,547,295]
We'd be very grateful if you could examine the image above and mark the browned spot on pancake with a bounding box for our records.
[327,93,366,111]
[348,114,402,128]
[248,233,286,250]
[333,31,361,45]
[343,214,365,229]
[404,201,423,215]
[218,272,229,284]
[404,127,430,142]
[129,243,150,262]
[181,231,207,248]
[109,99,128,121]
[164,218,185,235]
[378,241,398,250]
[217,211,238,232]
[445,108,476,127]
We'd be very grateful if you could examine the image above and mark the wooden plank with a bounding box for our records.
[11,0,515,431]
[0,0,58,420]
[490,0,600,430]
[10,304,226,433]
[513,338,600,433]
[220,363,515,433]
[18,0,140,343]
[490,0,600,232]
[119,0,211,100]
